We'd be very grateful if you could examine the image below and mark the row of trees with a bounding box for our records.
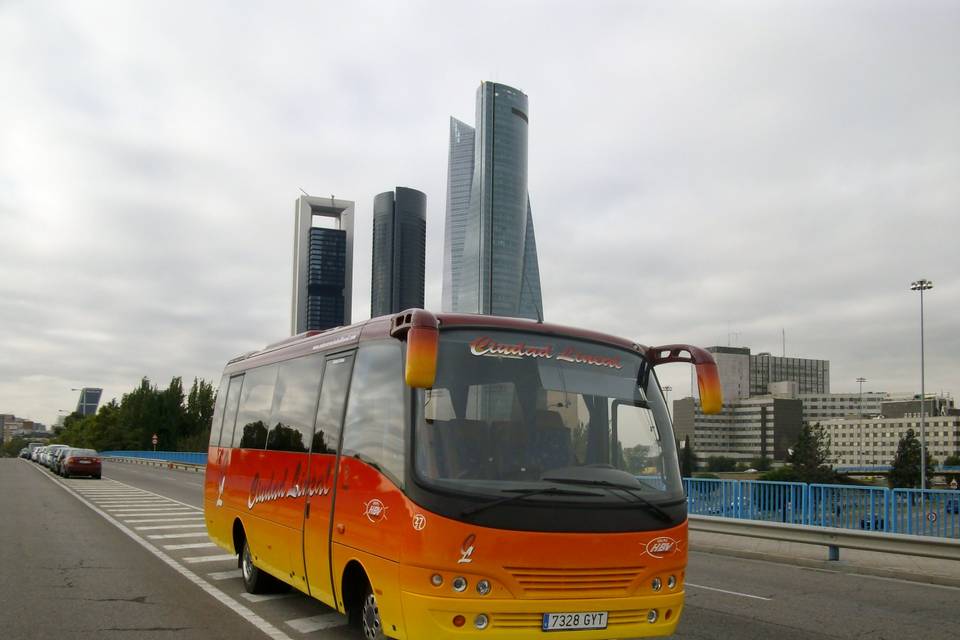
[685,423,950,489]
[54,377,217,452]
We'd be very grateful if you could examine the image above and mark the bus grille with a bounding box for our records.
[491,609,648,630]
[503,566,644,598]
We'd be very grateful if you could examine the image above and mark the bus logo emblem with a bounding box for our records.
[363,499,388,522]
[458,534,476,564]
[412,514,426,531]
[642,536,680,558]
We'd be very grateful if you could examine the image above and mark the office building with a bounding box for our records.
[822,395,958,466]
[75,388,102,416]
[371,187,426,317]
[292,196,354,333]
[674,396,803,463]
[442,81,543,319]
[700,346,830,401]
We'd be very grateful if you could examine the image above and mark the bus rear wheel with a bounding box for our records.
[240,539,270,594]
[360,585,386,640]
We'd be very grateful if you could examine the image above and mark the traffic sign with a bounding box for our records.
[151,434,158,445]
[927,511,938,523]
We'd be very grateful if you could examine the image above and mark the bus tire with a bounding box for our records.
[359,584,386,640]
[240,539,270,594]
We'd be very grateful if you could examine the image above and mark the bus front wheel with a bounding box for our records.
[360,585,386,640]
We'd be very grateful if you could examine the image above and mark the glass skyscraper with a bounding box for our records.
[371,187,426,317]
[442,82,543,319]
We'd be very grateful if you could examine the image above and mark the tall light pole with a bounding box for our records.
[856,377,867,467]
[910,278,933,490]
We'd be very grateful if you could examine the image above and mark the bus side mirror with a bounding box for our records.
[391,309,439,388]
[646,344,723,415]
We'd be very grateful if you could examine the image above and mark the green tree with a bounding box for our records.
[789,423,831,473]
[3,435,29,457]
[680,435,696,478]
[750,456,772,472]
[706,456,736,472]
[944,454,960,467]
[888,429,935,489]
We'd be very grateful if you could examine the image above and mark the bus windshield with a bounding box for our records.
[415,329,683,503]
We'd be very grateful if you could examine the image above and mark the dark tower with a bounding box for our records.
[371,187,427,317]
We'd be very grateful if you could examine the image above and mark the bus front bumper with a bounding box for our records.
[399,590,684,639]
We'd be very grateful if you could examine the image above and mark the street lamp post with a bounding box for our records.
[856,377,867,468]
[910,278,933,490]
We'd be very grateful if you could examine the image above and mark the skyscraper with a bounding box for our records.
[292,195,354,334]
[371,187,426,317]
[75,388,102,416]
[442,81,543,319]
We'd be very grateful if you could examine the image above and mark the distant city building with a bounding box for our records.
[1,414,46,443]
[75,388,102,416]
[371,187,426,317]
[674,396,803,463]
[700,346,830,401]
[442,81,543,320]
[292,196,354,333]
[823,395,958,466]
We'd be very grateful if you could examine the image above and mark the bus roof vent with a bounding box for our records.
[262,330,324,350]
[390,308,438,338]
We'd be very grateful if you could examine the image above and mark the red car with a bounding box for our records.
[61,448,102,479]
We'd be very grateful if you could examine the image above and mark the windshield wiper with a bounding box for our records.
[461,486,601,518]
[540,477,674,523]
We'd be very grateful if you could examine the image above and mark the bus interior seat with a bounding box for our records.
[533,409,574,472]
[434,419,494,479]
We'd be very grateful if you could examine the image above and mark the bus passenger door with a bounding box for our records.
[302,352,354,607]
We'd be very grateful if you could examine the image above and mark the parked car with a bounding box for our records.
[43,444,69,469]
[19,447,30,459]
[32,446,44,462]
[60,448,101,479]
[53,448,72,475]
[947,498,959,515]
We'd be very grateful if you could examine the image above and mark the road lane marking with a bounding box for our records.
[123,517,205,524]
[94,477,204,511]
[184,554,237,564]
[208,570,243,581]
[284,614,348,633]
[136,524,207,530]
[240,592,296,603]
[110,510,200,516]
[686,582,772,601]
[149,532,211,540]
[30,464,296,640]
[164,542,217,550]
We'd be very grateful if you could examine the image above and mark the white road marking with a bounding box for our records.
[123,517,205,524]
[284,614,348,633]
[164,542,217,550]
[110,510,199,516]
[148,532,211,540]
[208,570,243,581]
[31,464,296,640]
[240,592,296,603]
[136,523,207,530]
[184,554,237,564]
[686,582,772,601]
[92,477,203,511]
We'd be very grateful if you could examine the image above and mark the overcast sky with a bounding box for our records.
[1,0,958,426]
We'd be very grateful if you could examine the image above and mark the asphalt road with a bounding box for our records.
[3,458,960,639]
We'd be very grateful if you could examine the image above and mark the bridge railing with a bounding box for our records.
[685,477,960,540]
[100,450,207,466]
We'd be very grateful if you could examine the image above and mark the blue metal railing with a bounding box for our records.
[100,450,207,466]
[684,478,960,540]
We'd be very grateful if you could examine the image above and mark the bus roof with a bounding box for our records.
[223,311,646,374]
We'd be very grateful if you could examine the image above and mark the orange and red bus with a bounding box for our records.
[204,310,722,639]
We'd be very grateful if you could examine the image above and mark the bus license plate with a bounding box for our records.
[542,611,608,631]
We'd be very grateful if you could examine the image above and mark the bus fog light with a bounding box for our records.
[651,577,662,592]
[474,614,489,630]
[667,575,677,589]
[476,579,491,595]
[452,576,468,592]
[647,609,659,623]
[430,574,443,587]
[453,615,466,627]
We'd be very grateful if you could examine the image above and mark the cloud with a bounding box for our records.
[0,0,958,425]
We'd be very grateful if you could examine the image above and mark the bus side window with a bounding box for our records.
[219,374,244,448]
[266,355,325,453]
[234,364,279,449]
[208,374,230,448]
[312,353,354,455]
[342,341,405,486]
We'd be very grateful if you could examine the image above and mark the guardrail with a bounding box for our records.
[100,450,206,466]
[835,465,960,473]
[686,478,960,540]
[688,514,960,562]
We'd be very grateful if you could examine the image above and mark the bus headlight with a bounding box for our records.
[430,574,443,587]
[474,614,489,630]
[667,575,677,589]
[452,576,468,592]
[651,577,662,592]
[648,609,659,623]
[476,579,491,595]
